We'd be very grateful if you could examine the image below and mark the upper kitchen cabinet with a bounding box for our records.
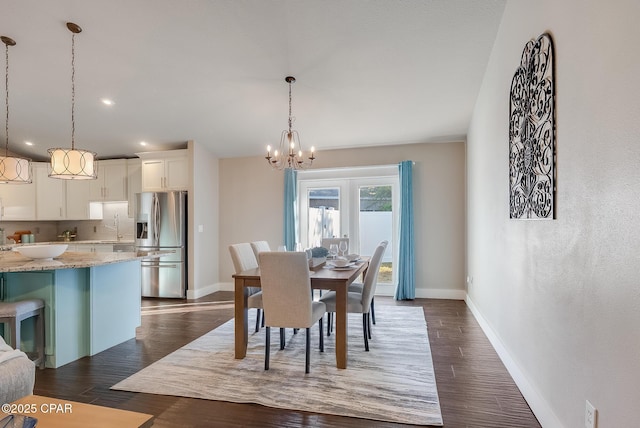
[137,150,188,191]
[89,159,128,202]
[66,177,98,220]
[0,168,36,220]
[127,158,142,217]
[35,163,65,220]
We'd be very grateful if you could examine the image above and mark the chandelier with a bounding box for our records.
[0,36,32,183]
[48,22,97,180]
[265,76,315,170]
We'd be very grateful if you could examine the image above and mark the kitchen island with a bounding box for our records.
[0,250,149,368]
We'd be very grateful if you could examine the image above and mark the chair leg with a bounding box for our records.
[254,309,261,333]
[305,327,311,374]
[367,312,372,340]
[319,317,324,352]
[330,313,334,333]
[280,328,286,350]
[10,318,19,350]
[265,326,270,370]
[261,311,265,328]
[371,297,376,325]
[327,312,332,337]
[36,308,45,369]
[363,314,369,351]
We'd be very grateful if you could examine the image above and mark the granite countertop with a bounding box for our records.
[22,240,135,245]
[0,249,169,273]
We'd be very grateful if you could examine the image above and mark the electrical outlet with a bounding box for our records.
[585,400,597,428]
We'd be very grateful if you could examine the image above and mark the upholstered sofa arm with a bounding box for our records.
[0,336,35,403]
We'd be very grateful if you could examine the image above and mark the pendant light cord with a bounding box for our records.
[71,32,76,150]
[4,41,9,157]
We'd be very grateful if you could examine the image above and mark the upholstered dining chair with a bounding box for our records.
[259,251,326,373]
[348,240,388,326]
[250,241,271,260]
[229,243,264,333]
[321,241,387,351]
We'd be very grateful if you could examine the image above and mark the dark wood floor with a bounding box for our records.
[33,293,540,427]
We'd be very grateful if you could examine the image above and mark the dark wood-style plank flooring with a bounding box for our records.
[33,294,540,427]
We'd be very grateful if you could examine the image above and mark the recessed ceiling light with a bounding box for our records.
[25,141,33,146]
[101,98,114,106]
[139,141,147,146]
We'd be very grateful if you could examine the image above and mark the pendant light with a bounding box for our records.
[0,36,32,183]
[48,22,97,180]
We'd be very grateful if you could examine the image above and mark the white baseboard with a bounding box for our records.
[376,285,465,300]
[465,295,563,428]
[218,282,464,300]
[187,283,227,299]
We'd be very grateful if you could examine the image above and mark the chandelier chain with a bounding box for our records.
[288,79,293,132]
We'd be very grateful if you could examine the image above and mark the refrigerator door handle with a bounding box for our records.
[152,193,160,246]
[141,264,178,269]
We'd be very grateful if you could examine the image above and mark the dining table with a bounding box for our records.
[233,257,369,369]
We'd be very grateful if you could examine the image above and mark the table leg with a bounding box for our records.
[234,278,248,359]
[335,283,348,369]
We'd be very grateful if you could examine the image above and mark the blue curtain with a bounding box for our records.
[283,168,297,251]
[395,160,415,300]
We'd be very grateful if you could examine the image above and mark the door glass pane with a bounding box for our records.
[359,185,393,283]
[307,188,340,247]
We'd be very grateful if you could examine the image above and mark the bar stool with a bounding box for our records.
[0,299,45,369]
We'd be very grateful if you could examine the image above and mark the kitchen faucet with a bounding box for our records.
[104,212,123,241]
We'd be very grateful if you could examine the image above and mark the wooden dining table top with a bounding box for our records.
[232,257,369,283]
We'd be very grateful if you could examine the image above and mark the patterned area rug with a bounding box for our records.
[112,305,443,426]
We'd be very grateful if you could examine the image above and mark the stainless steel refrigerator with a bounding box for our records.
[135,191,187,298]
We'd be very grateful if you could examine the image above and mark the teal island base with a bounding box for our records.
[1,260,141,368]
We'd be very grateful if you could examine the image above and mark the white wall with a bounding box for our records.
[188,140,220,298]
[467,1,640,426]
[219,142,466,299]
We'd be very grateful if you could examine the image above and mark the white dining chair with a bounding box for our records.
[259,251,325,373]
[348,240,388,326]
[320,241,387,351]
[229,243,264,333]
[250,241,271,260]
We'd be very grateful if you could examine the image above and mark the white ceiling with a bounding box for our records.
[0,0,505,161]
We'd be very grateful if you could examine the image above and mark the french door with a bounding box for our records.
[298,169,398,284]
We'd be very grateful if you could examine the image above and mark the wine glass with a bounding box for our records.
[338,241,348,257]
[329,244,338,259]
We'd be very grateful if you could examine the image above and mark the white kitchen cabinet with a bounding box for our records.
[65,179,93,220]
[35,162,66,220]
[0,169,36,220]
[138,150,188,191]
[89,160,128,201]
[127,158,141,218]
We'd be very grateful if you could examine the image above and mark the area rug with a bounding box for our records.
[112,305,443,426]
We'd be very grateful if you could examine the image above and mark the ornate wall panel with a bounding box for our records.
[509,33,556,219]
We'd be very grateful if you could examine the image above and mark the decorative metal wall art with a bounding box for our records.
[509,33,555,219]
